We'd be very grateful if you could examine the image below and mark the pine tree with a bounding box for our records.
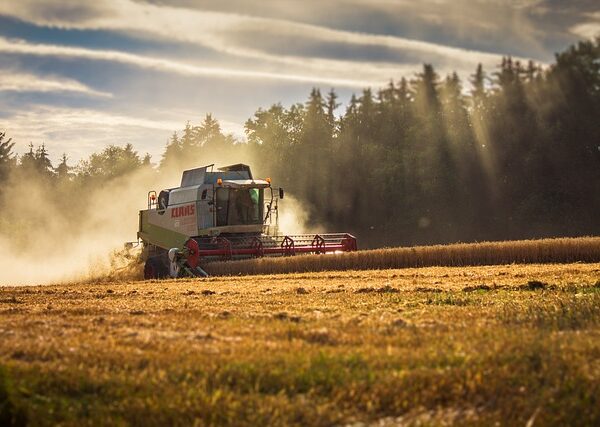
[525,60,540,83]
[55,153,72,180]
[19,143,37,170]
[160,131,182,170]
[300,88,329,153]
[142,153,152,167]
[412,64,441,115]
[357,88,376,136]
[394,77,413,134]
[0,131,15,181]
[35,143,54,177]
[194,114,221,146]
[179,121,195,162]
[470,63,487,109]
[325,88,340,136]
[395,77,411,104]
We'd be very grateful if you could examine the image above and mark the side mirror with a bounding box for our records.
[279,188,284,199]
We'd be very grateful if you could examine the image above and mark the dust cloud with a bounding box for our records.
[0,167,178,286]
[276,194,323,235]
[0,156,313,286]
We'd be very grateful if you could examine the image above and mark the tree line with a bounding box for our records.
[1,38,598,247]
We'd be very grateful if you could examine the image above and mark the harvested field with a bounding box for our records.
[1,263,600,426]
[204,236,600,276]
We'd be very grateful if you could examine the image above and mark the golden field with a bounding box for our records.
[1,262,600,426]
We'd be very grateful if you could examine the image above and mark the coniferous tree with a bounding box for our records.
[295,89,331,218]
[19,143,37,171]
[0,131,15,182]
[194,114,221,147]
[179,121,195,162]
[55,153,73,181]
[35,143,54,177]
[325,88,340,137]
[142,153,152,167]
[160,132,181,170]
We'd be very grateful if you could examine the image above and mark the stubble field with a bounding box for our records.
[1,262,600,426]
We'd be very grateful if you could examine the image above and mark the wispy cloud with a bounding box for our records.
[0,37,394,88]
[0,0,532,78]
[570,12,600,39]
[0,70,112,97]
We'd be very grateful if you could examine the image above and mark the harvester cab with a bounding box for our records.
[137,164,357,279]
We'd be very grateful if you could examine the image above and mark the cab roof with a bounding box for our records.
[180,164,253,187]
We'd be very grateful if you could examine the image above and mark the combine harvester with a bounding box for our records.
[135,164,357,278]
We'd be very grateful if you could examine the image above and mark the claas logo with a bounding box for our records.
[171,204,195,218]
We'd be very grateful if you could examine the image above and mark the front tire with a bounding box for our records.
[143,256,169,279]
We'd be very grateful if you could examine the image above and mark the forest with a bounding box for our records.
[1,38,599,248]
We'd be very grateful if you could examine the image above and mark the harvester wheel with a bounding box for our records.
[144,256,169,280]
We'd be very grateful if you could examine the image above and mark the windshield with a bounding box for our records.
[216,188,264,226]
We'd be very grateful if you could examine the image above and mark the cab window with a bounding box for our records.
[216,188,263,226]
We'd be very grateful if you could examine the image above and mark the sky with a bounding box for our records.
[0,0,598,164]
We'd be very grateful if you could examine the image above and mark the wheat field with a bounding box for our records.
[1,262,599,426]
[204,236,600,276]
